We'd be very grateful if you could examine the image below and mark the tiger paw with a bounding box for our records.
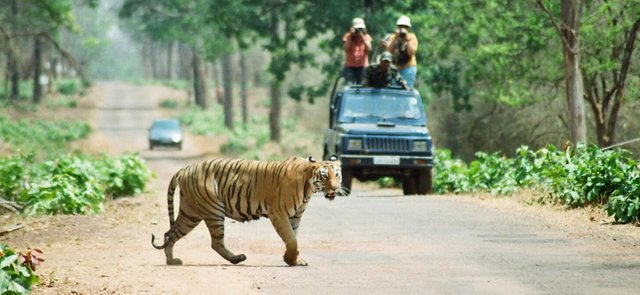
[230,254,247,265]
[167,258,183,265]
[285,257,308,266]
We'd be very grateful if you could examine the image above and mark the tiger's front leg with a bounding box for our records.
[270,214,308,266]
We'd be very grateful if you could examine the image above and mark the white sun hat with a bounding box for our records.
[396,15,411,27]
[352,17,366,29]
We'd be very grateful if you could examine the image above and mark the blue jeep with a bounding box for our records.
[323,84,434,195]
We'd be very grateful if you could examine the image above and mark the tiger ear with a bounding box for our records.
[308,156,317,163]
[329,155,338,161]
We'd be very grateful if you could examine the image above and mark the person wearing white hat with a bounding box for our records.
[342,17,372,84]
[384,15,419,88]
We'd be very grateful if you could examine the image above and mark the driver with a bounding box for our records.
[362,51,408,89]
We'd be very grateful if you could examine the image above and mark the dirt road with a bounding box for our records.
[2,82,640,294]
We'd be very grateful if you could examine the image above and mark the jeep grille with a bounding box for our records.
[366,137,410,152]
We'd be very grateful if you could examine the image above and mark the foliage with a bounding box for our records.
[46,95,78,108]
[0,155,26,201]
[0,244,44,295]
[434,144,640,223]
[159,99,179,109]
[179,105,227,136]
[18,155,105,215]
[178,104,301,160]
[55,79,82,96]
[100,153,154,198]
[0,153,152,216]
[0,115,91,154]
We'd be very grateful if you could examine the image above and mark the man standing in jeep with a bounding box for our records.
[363,51,408,89]
[342,17,372,85]
[384,15,419,88]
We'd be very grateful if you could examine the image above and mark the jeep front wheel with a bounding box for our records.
[403,175,417,195]
[416,168,433,195]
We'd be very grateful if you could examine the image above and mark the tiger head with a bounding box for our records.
[308,155,342,200]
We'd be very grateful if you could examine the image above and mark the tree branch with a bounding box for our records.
[40,32,89,85]
[536,0,577,54]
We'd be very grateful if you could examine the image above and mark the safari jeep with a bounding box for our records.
[323,84,434,195]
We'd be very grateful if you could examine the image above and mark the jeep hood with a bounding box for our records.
[337,123,430,136]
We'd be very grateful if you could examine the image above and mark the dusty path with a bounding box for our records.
[2,82,640,294]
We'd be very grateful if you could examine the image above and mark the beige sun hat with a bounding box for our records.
[352,17,366,29]
[396,15,411,27]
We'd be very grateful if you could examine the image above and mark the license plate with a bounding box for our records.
[373,156,400,165]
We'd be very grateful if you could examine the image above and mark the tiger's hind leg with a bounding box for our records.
[203,216,247,264]
[164,200,202,265]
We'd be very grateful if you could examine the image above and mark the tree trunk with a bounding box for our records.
[8,0,20,100]
[240,52,248,128]
[269,80,281,142]
[561,0,586,145]
[167,42,175,80]
[268,5,282,143]
[32,35,43,104]
[8,53,19,100]
[191,45,208,108]
[179,43,191,81]
[142,38,152,79]
[212,60,223,104]
[222,53,234,129]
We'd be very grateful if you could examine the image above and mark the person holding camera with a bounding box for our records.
[384,15,419,88]
[342,17,372,84]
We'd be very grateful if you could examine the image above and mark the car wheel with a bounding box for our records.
[178,143,183,150]
[416,168,433,195]
[403,175,417,195]
[149,142,154,150]
[340,168,353,196]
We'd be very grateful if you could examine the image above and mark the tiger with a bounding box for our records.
[151,155,342,266]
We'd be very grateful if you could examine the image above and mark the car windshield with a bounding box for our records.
[152,120,180,129]
[338,91,425,125]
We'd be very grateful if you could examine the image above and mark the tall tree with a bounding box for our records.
[239,52,248,128]
[539,0,587,145]
[579,1,640,147]
[221,52,233,128]
[1,0,97,102]
[214,0,317,141]
[119,0,220,108]
[32,34,43,104]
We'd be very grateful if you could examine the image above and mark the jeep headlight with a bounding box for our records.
[347,139,362,150]
[412,140,428,152]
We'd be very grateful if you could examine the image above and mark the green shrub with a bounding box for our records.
[433,149,472,194]
[0,155,26,201]
[46,96,77,108]
[0,153,153,216]
[0,115,91,154]
[18,155,105,215]
[56,79,81,95]
[434,144,640,223]
[377,177,398,188]
[179,105,227,135]
[0,244,43,294]
[159,99,179,109]
[100,153,154,198]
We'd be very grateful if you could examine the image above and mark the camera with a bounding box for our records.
[355,28,365,34]
[398,28,407,38]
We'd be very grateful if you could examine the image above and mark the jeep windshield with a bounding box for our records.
[338,91,426,125]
